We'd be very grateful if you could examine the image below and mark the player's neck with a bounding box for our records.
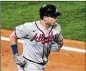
[40,20,50,29]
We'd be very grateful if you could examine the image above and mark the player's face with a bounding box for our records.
[46,16,57,25]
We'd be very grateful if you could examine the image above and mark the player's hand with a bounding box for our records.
[14,53,26,67]
[51,41,60,52]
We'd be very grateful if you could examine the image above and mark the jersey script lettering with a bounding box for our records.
[32,33,55,44]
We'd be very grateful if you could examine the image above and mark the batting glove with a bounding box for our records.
[14,53,26,67]
[51,41,61,52]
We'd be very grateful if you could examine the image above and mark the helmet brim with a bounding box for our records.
[49,12,61,18]
[54,12,61,17]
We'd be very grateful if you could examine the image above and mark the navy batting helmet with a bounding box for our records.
[39,4,61,19]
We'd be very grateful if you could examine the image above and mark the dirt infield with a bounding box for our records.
[1,29,86,71]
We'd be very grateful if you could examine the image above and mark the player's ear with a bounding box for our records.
[43,16,48,21]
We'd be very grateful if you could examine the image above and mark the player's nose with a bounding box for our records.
[54,17,57,20]
[54,18,57,21]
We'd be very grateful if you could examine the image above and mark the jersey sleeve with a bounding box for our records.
[15,23,29,38]
[55,24,63,42]
[57,32,63,41]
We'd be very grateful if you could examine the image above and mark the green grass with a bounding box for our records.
[1,1,86,41]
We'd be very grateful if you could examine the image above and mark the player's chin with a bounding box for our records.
[50,23,56,26]
[51,22,56,25]
[49,21,56,26]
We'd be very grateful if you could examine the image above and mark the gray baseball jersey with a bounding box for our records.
[15,21,63,64]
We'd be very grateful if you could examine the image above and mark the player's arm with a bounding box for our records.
[10,31,26,67]
[51,25,63,52]
[10,24,29,67]
[10,23,29,55]
[55,24,64,51]
[56,39,63,51]
[55,31,64,52]
[10,31,18,55]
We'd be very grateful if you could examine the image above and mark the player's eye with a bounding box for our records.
[51,16,57,19]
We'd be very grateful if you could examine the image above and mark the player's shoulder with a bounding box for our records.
[24,20,40,26]
[23,21,38,29]
[24,21,35,27]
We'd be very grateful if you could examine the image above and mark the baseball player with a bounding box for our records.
[10,4,63,71]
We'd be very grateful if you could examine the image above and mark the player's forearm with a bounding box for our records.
[10,31,17,45]
[10,31,18,55]
[57,40,63,48]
